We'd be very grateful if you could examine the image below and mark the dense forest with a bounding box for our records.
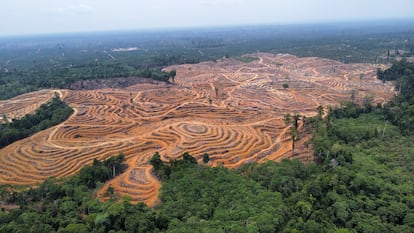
[1,21,413,99]
[0,94,73,148]
[377,58,414,134]
[0,66,175,100]
[0,60,413,232]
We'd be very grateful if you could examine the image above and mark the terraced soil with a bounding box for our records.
[0,90,60,123]
[0,53,395,206]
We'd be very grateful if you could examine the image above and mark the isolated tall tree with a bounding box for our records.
[293,113,301,129]
[284,113,299,154]
[170,70,176,84]
[289,127,299,155]
[203,153,210,163]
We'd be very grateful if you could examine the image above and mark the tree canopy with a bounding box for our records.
[1,61,414,233]
[0,94,73,149]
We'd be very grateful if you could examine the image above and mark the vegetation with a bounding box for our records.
[233,56,259,63]
[0,66,175,100]
[2,97,414,233]
[1,37,414,233]
[378,59,414,135]
[1,21,413,99]
[2,110,414,232]
[0,153,131,233]
[0,94,73,148]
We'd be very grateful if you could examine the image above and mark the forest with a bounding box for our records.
[0,94,73,149]
[377,58,414,134]
[0,60,413,232]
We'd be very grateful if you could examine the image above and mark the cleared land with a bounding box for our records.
[0,90,59,123]
[0,53,395,206]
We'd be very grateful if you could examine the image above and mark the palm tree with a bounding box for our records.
[293,113,301,129]
[284,113,300,154]
[289,127,299,155]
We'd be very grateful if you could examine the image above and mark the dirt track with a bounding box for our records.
[0,53,395,206]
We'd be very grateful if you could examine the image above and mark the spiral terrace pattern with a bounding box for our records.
[0,53,395,206]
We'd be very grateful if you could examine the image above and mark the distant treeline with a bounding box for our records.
[1,23,413,99]
[0,95,73,149]
[0,65,175,100]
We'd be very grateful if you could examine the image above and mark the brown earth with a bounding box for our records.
[0,89,60,123]
[0,53,395,206]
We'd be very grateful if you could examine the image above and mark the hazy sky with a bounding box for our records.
[1,0,413,36]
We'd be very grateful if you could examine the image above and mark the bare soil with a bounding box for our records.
[0,53,395,206]
[0,89,58,123]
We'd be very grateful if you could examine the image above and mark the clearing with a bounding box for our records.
[0,53,394,206]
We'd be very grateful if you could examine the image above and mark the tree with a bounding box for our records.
[317,105,324,118]
[182,152,197,164]
[295,201,312,220]
[289,127,299,155]
[58,223,89,233]
[170,70,176,84]
[103,153,125,178]
[284,113,300,154]
[293,113,301,129]
[106,185,114,196]
[150,152,163,171]
[202,153,210,164]
[284,113,292,126]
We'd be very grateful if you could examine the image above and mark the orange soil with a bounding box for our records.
[0,53,395,206]
[0,89,60,123]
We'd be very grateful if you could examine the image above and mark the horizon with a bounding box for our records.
[1,17,414,39]
[1,0,414,37]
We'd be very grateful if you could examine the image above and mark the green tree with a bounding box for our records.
[58,223,88,233]
[150,152,163,171]
[181,152,197,164]
[202,153,210,164]
[284,113,292,126]
[317,105,324,118]
[170,70,176,83]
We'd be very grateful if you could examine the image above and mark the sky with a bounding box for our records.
[1,0,413,36]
